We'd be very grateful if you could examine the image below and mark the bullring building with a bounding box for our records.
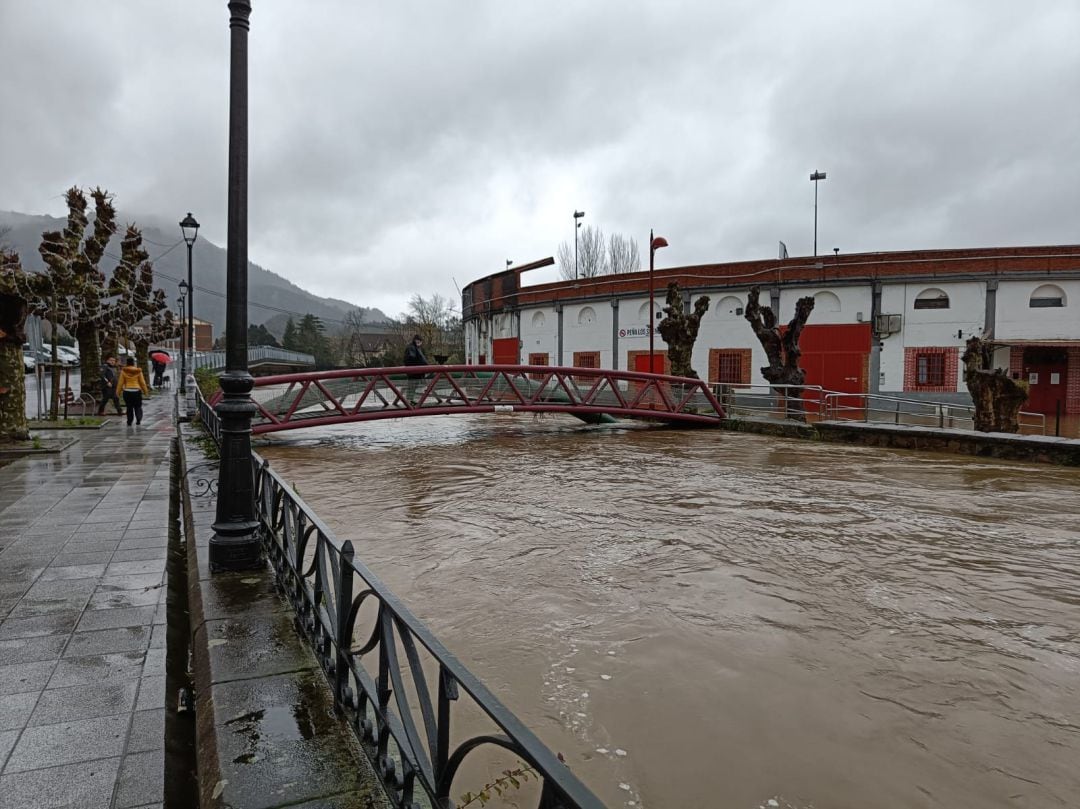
[461,245,1080,418]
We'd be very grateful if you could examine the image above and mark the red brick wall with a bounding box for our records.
[903,346,959,393]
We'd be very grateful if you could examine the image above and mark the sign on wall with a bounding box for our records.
[618,326,652,338]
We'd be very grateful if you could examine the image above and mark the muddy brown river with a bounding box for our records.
[258,414,1080,809]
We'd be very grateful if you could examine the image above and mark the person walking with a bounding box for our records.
[116,356,150,425]
[403,333,429,405]
[97,356,123,416]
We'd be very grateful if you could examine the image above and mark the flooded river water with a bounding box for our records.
[259,414,1080,809]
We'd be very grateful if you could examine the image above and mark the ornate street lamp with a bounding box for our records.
[179,213,199,393]
[648,230,668,373]
[210,0,260,571]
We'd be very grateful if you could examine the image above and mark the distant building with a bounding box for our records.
[158,317,214,352]
[462,245,1080,417]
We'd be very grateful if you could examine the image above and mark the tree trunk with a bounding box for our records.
[135,339,150,381]
[744,286,815,421]
[101,332,118,363]
[77,323,101,400]
[963,337,1028,432]
[657,282,710,378]
[0,343,30,441]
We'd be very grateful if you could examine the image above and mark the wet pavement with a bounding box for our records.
[0,393,172,808]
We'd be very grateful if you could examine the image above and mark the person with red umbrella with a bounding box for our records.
[149,350,171,388]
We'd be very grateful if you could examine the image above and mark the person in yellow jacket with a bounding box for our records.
[116,356,150,425]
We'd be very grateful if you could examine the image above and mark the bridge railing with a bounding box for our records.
[191,386,605,809]
[232,364,725,433]
[191,346,316,371]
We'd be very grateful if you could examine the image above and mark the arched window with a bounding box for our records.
[914,288,950,310]
[577,306,596,325]
[637,301,660,322]
[531,311,546,329]
[1030,284,1066,308]
[716,295,743,317]
[814,291,841,312]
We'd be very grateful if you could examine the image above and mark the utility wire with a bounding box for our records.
[101,241,358,326]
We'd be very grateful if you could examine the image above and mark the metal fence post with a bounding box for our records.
[335,541,355,710]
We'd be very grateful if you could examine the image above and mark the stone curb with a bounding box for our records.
[177,420,389,809]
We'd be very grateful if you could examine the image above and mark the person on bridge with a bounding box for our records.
[403,333,429,405]
[97,356,123,416]
[116,355,150,425]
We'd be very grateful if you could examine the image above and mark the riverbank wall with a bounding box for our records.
[720,418,1080,466]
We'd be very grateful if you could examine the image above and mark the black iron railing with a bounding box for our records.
[192,387,605,809]
[196,386,222,444]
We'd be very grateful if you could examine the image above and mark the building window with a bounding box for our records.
[577,306,597,325]
[572,351,600,369]
[904,346,958,393]
[1029,284,1066,308]
[916,352,945,386]
[528,353,549,380]
[709,348,752,385]
[914,288,950,310]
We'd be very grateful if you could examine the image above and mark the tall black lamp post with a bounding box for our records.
[177,282,188,389]
[210,0,260,571]
[810,170,826,257]
[573,210,585,279]
[648,230,668,373]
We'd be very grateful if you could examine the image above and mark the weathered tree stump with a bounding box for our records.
[657,282,710,378]
[744,285,815,421]
[962,337,1028,432]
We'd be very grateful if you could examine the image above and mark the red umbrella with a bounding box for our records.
[150,351,172,364]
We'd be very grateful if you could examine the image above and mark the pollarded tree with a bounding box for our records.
[962,336,1028,432]
[105,225,178,372]
[657,282,710,378]
[37,187,118,397]
[0,250,40,440]
[743,285,815,421]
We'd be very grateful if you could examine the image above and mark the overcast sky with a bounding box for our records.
[2,1,1077,318]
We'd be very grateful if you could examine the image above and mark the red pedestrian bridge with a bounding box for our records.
[211,365,727,435]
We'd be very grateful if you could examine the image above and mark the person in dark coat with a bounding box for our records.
[403,334,429,405]
[97,356,123,416]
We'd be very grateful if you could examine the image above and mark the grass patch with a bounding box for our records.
[27,416,106,429]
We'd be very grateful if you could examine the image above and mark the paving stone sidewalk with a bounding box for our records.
[0,394,174,809]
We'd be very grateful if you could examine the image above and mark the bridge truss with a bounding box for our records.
[215,364,727,434]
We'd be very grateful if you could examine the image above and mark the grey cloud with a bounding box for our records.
[2,0,1077,318]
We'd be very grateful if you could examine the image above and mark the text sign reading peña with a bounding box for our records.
[619,326,652,338]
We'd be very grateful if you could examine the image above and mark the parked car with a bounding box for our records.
[42,343,80,366]
[56,346,80,365]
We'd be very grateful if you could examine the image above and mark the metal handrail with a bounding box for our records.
[191,385,605,809]
[191,346,316,371]
[821,391,1047,434]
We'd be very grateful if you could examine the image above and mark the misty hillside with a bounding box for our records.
[0,210,392,336]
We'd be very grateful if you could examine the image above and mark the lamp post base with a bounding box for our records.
[209,522,261,571]
[209,369,262,572]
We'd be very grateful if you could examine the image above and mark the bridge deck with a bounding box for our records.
[216,365,726,434]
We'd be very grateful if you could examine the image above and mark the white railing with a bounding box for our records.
[190,346,316,371]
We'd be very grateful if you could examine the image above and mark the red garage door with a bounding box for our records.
[492,337,519,365]
[798,324,871,413]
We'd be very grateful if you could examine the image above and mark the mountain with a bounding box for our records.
[0,210,392,337]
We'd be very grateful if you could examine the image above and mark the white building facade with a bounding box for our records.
[463,247,1080,416]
